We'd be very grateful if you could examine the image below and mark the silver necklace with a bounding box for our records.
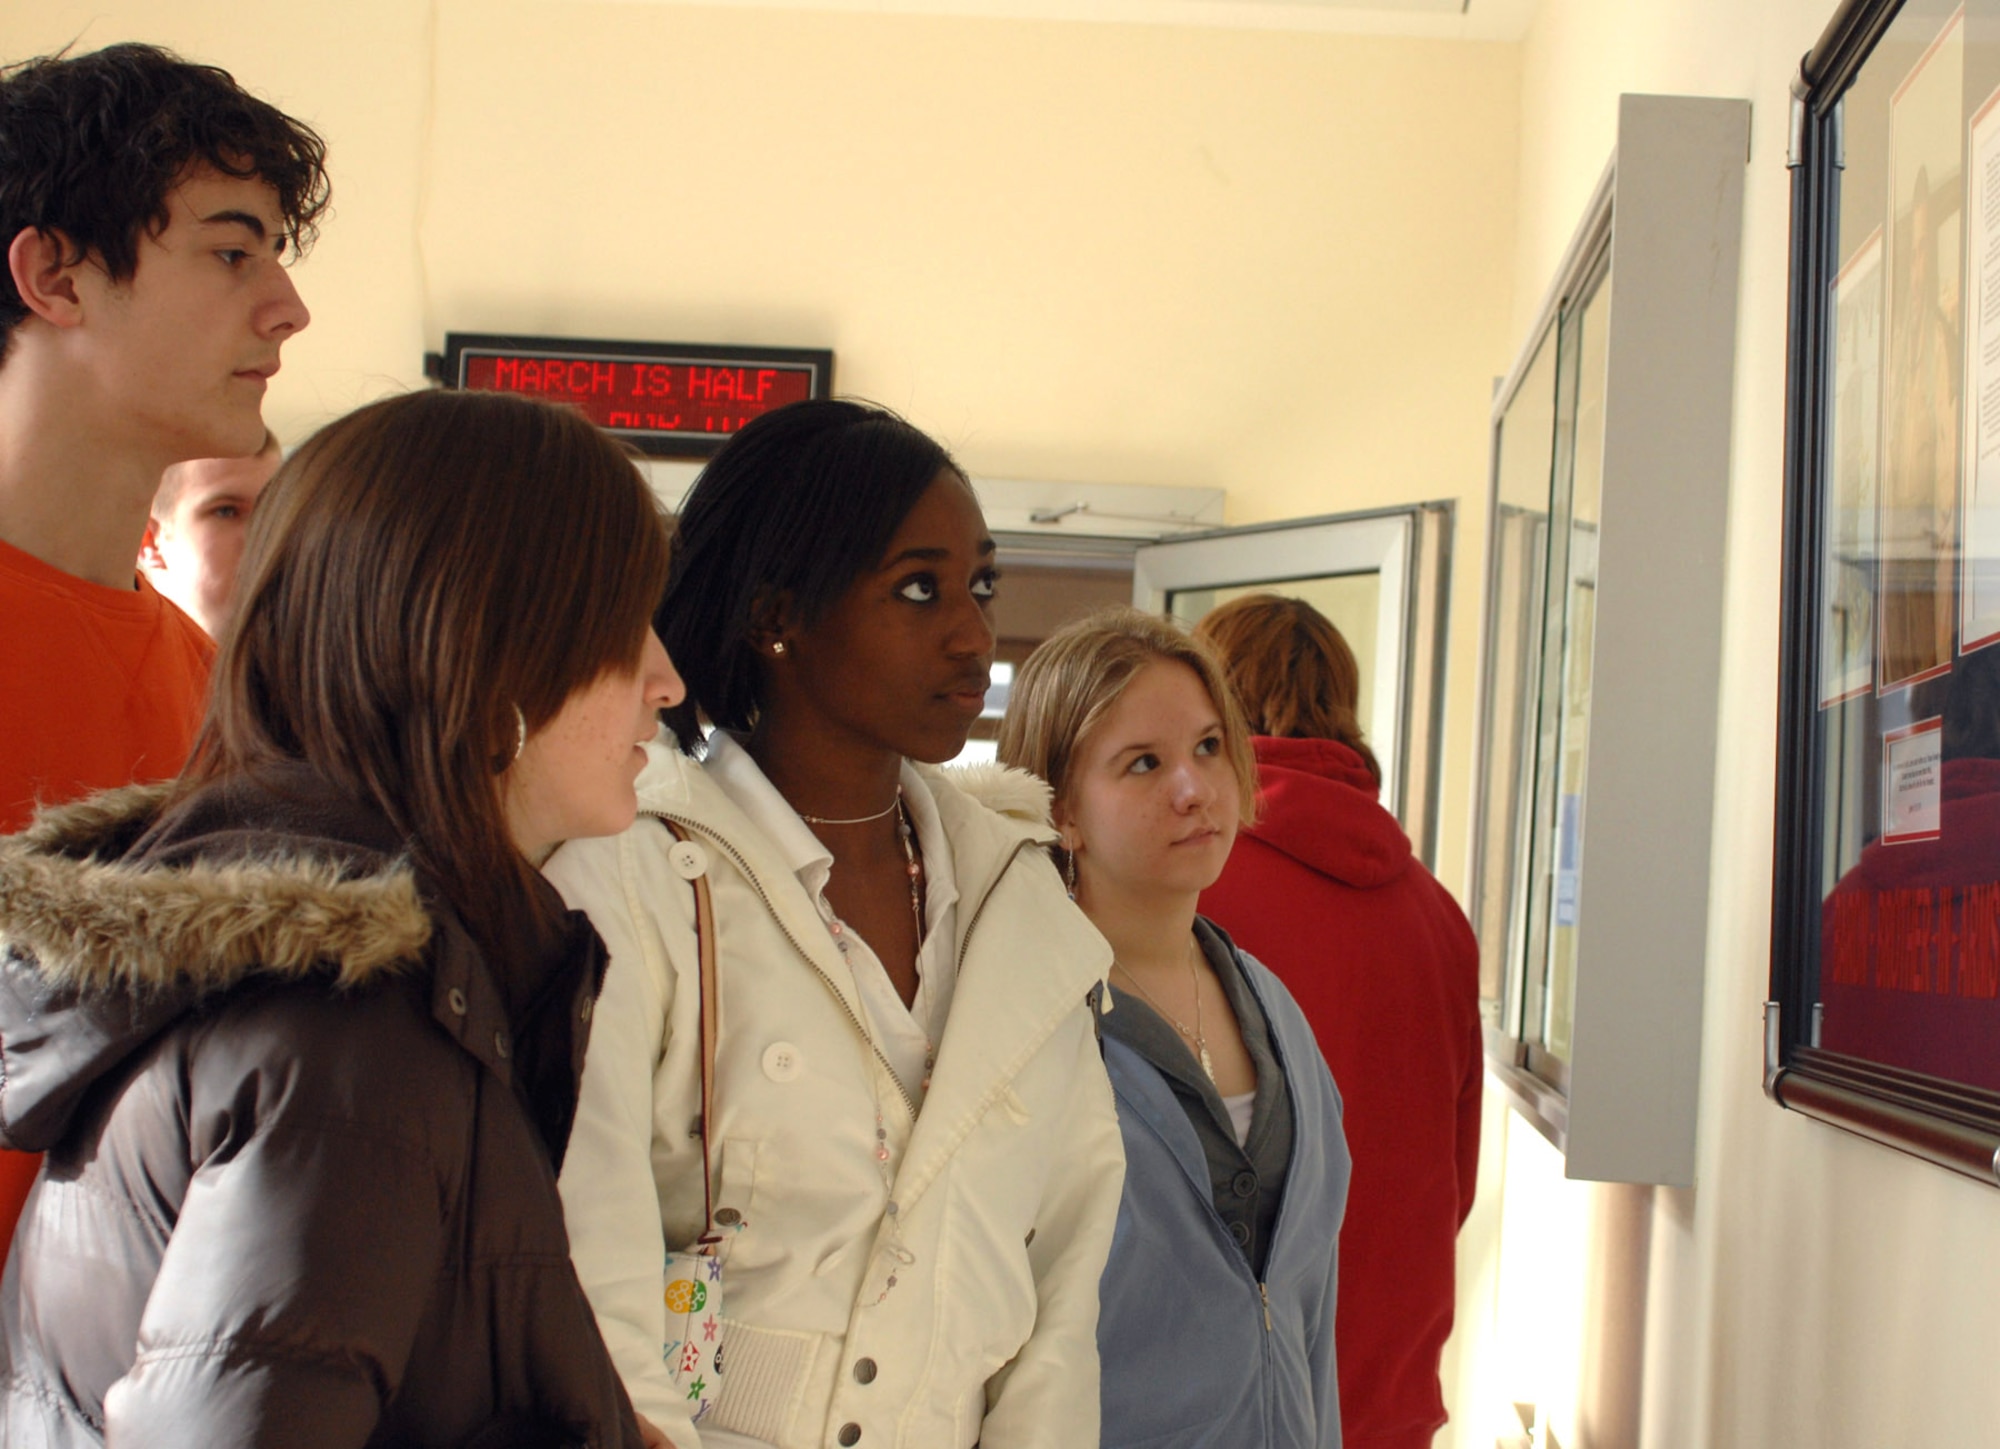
[818,793,925,954]
[1112,936,1213,1082]
[798,791,902,827]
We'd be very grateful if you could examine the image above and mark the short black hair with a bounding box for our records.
[0,42,330,347]
[659,398,964,752]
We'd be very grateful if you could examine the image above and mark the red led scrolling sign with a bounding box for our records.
[443,334,833,457]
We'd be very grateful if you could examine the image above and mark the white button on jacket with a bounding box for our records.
[546,740,1123,1449]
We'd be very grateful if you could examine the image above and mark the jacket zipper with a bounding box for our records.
[644,809,918,1118]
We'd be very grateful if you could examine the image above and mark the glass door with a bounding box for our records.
[1132,504,1453,865]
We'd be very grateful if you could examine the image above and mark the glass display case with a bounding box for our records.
[1484,256,1613,1094]
[1471,95,1747,1183]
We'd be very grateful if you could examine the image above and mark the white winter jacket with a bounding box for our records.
[545,739,1124,1449]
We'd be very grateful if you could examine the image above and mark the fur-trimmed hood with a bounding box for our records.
[936,760,1056,828]
[0,770,437,1154]
[0,773,639,1447]
[0,782,432,998]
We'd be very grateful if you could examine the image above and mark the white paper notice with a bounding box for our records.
[1962,86,2000,652]
[1882,716,1944,844]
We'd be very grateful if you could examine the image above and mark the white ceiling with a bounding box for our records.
[573,0,1539,42]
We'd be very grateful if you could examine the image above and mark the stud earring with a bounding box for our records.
[772,640,787,656]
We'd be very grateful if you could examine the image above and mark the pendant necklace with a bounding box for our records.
[1111,935,1214,1082]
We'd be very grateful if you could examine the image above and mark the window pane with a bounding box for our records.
[1475,329,1558,1027]
[1538,270,1611,1066]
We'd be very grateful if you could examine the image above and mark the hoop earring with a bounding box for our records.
[512,705,527,764]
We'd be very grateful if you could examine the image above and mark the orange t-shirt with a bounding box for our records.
[0,536,214,1256]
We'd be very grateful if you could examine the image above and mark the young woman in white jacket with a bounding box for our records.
[544,400,1124,1449]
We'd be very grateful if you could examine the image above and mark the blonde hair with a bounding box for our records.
[997,606,1259,827]
[1195,592,1382,788]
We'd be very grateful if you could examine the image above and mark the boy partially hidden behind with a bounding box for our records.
[0,43,329,1251]
[141,430,284,640]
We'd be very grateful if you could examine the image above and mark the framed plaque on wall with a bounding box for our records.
[1771,0,2000,1185]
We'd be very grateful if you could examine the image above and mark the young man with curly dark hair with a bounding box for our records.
[0,41,331,1255]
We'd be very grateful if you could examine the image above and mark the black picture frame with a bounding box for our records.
[1770,0,2000,1187]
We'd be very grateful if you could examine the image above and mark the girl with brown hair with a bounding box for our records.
[0,388,680,1446]
[1195,592,1481,1449]
[998,605,1350,1449]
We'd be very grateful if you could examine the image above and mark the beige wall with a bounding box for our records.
[1,0,1517,898]
[1450,1,2000,1447]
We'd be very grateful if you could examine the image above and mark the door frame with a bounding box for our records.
[1132,502,1453,864]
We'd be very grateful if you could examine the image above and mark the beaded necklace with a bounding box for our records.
[803,784,932,1306]
[809,790,925,967]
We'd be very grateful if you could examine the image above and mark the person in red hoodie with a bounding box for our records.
[1195,593,1481,1449]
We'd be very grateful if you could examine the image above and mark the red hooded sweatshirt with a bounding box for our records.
[1199,735,1481,1449]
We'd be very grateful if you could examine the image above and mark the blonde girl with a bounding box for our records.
[999,606,1350,1449]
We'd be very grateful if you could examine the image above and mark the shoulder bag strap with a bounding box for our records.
[658,818,720,1233]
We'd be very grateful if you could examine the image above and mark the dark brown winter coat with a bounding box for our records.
[0,766,645,1449]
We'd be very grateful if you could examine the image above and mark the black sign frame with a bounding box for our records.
[440,332,834,458]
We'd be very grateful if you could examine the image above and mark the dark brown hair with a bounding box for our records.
[0,42,330,347]
[997,606,1259,829]
[1194,592,1383,787]
[181,389,671,964]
